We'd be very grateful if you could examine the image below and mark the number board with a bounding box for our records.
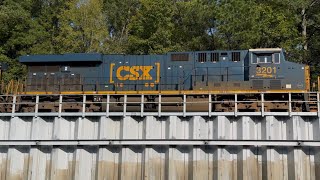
[255,66,277,78]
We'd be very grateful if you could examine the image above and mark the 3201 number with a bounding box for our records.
[256,67,276,74]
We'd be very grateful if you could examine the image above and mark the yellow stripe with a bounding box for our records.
[155,62,160,83]
[20,89,308,95]
[318,76,320,92]
[110,63,115,83]
[305,65,310,91]
[255,74,274,78]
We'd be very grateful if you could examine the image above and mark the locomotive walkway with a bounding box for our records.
[1,92,320,179]
[1,92,320,117]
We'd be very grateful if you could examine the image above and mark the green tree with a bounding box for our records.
[128,0,176,54]
[215,0,300,53]
[0,0,38,81]
[172,0,217,51]
[27,0,69,54]
[265,0,320,63]
[103,0,139,53]
[55,0,109,53]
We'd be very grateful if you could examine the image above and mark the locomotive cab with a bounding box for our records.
[249,48,309,91]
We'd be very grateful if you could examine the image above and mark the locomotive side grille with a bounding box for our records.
[270,80,281,89]
[47,74,58,92]
[42,76,47,90]
[74,74,81,86]
[32,76,46,91]
[252,80,264,89]
[232,52,241,62]
[198,53,207,62]
[210,53,219,62]
[30,76,39,91]
[63,74,70,84]
[48,75,55,85]
[171,53,189,61]
[61,74,82,91]
[61,74,71,91]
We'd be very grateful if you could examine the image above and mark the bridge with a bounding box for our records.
[0,93,320,179]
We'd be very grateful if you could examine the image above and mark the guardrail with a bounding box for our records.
[0,92,320,117]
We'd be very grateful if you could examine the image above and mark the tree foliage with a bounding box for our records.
[0,0,319,82]
[103,0,139,53]
[128,0,176,54]
[55,0,108,53]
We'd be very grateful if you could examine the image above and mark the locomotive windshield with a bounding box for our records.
[251,52,281,64]
[256,53,272,63]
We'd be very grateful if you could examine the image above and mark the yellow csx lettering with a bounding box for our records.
[116,66,153,80]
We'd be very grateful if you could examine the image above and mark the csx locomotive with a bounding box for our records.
[20,48,309,93]
[5,48,312,112]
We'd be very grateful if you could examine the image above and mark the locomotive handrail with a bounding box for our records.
[1,92,320,117]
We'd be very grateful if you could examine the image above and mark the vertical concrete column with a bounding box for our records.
[0,117,10,140]
[168,146,191,180]
[215,116,236,139]
[145,116,166,139]
[238,117,263,180]
[9,117,32,140]
[192,147,215,180]
[215,147,238,180]
[238,116,257,140]
[53,117,76,140]
[6,147,29,180]
[263,147,288,180]
[96,147,120,180]
[191,116,212,140]
[120,147,143,180]
[75,117,99,139]
[167,116,190,139]
[288,116,311,141]
[30,117,54,140]
[98,116,121,139]
[74,147,97,180]
[290,148,313,180]
[0,146,8,180]
[314,147,320,180]
[264,116,287,140]
[312,117,320,140]
[50,147,75,180]
[122,116,144,139]
[27,147,51,179]
[144,146,166,179]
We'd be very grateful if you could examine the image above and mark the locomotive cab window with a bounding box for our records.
[273,53,280,64]
[252,53,273,64]
[257,54,272,63]
[252,52,281,64]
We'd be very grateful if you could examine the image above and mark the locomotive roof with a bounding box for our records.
[249,48,282,52]
[19,48,283,63]
[19,53,103,63]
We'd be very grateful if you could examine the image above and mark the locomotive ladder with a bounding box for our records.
[308,93,318,112]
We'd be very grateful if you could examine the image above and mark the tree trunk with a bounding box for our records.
[302,8,307,50]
